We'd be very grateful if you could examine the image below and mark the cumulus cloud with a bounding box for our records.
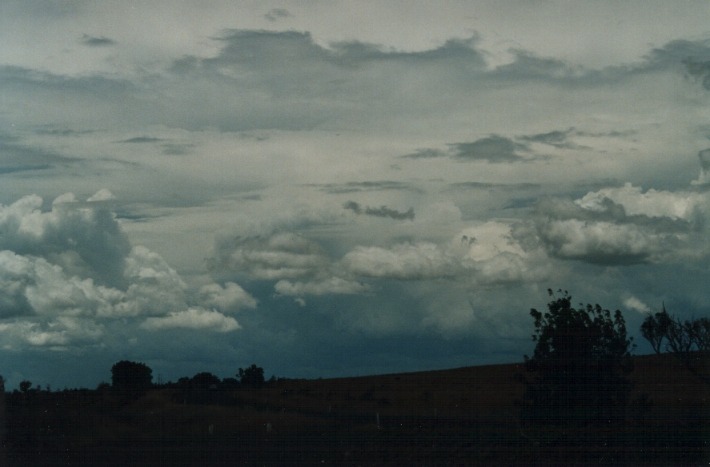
[0,192,255,349]
[209,232,329,280]
[199,282,257,312]
[535,183,710,265]
[342,242,461,280]
[339,221,548,286]
[140,307,240,332]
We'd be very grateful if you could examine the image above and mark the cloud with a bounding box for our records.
[209,232,330,280]
[342,242,461,280]
[343,201,415,220]
[623,296,651,314]
[117,136,163,144]
[535,184,710,265]
[87,189,116,202]
[80,34,116,47]
[693,148,710,185]
[264,8,292,22]
[519,128,576,148]
[314,181,419,194]
[0,192,255,349]
[449,135,528,163]
[199,282,257,312]
[402,135,534,163]
[274,277,369,296]
[0,193,131,287]
[140,307,240,332]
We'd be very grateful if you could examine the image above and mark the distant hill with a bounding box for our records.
[6,352,708,466]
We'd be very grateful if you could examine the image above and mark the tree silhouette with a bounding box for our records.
[640,306,672,354]
[238,364,265,388]
[521,289,634,426]
[111,360,152,400]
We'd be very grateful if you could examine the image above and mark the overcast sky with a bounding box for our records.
[1,0,709,389]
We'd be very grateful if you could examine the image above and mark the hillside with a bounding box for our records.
[6,353,709,466]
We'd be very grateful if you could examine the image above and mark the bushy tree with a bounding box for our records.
[238,364,265,388]
[640,306,672,354]
[111,360,152,400]
[522,290,634,426]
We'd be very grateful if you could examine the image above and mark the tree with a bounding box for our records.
[19,381,32,394]
[111,360,153,400]
[640,306,672,354]
[688,317,710,352]
[522,290,634,426]
[238,364,265,388]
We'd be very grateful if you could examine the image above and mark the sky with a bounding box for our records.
[0,0,709,389]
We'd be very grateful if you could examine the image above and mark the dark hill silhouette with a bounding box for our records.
[5,353,709,466]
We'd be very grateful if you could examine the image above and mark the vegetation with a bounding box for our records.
[521,289,634,427]
[640,305,710,383]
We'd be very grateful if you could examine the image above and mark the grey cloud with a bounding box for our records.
[450,135,528,163]
[161,143,194,155]
[0,194,131,287]
[401,148,448,159]
[314,180,419,194]
[0,192,255,350]
[209,233,330,280]
[343,201,415,220]
[519,128,576,148]
[447,181,541,191]
[698,148,710,171]
[80,34,116,47]
[644,39,710,90]
[534,185,708,265]
[118,136,163,144]
[264,8,292,22]
[0,134,80,176]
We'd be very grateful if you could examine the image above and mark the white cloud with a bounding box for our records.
[342,242,460,280]
[211,232,330,280]
[623,296,651,314]
[199,282,257,312]
[274,276,369,297]
[140,307,240,333]
[576,183,707,222]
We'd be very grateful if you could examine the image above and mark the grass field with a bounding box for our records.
[6,352,709,465]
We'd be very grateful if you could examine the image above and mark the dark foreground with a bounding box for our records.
[6,353,709,466]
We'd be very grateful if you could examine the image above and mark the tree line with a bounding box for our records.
[520,289,708,433]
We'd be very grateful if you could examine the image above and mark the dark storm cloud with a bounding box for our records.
[80,34,116,47]
[449,135,528,163]
[343,201,415,220]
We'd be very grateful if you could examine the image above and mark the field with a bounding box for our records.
[5,353,709,466]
